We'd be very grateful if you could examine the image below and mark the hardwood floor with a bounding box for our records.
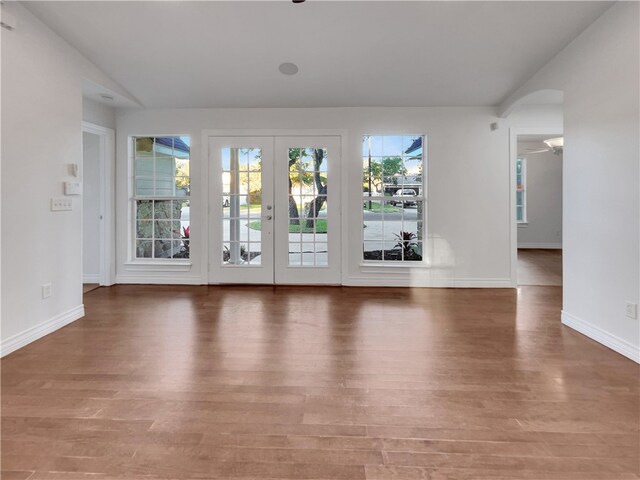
[82,284,100,294]
[2,285,638,479]
[518,249,563,286]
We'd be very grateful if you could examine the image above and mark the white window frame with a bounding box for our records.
[516,157,527,224]
[361,134,427,265]
[129,135,191,264]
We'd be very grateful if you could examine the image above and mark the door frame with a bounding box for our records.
[207,136,276,284]
[201,129,348,285]
[509,127,563,287]
[81,122,116,286]
[274,136,342,285]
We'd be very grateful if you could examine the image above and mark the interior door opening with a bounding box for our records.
[515,133,563,286]
[82,121,115,297]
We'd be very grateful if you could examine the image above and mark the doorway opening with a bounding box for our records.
[515,133,563,286]
[82,122,115,297]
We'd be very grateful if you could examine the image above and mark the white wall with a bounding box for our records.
[82,132,100,282]
[1,4,132,355]
[517,143,563,248]
[115,105,562,287]
[503,2,639,362]
[83,98,116,130]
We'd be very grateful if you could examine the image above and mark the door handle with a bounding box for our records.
[263,215,273,220]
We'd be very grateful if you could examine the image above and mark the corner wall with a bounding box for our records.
[503,3,639,361]
[1,5,129,355]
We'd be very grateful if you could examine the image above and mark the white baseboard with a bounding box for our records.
[1,305,85,358]
[561,310,640,363]
[115,274,204,285]
[344,276,513,288]
[83,274,100,283]
[518,243,562,249]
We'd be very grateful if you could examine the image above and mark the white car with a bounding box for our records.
[389,189,417,207]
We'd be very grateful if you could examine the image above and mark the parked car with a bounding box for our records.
[389,189,417,207]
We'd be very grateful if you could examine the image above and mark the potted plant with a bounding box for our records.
[393,230,418,260]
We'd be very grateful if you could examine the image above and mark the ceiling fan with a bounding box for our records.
[521,137,564,156]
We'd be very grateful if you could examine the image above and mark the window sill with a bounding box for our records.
[517,222,529,228]
[124,260,192,272]
[360,261,430,269]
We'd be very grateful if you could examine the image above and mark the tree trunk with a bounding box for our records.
[288,160,299,225]
[304,190,327,228]
[305,149,327,228]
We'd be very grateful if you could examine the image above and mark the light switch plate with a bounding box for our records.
[64,181,82,195]
[626,302,638,320]
[51,198,72,211]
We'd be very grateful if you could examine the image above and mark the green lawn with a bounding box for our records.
[240,204,262,212]
[249,219,328,234]
[363,202,401,213]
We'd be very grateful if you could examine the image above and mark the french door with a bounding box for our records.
[208,135,341,284]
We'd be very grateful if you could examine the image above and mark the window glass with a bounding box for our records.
[516,157,526,223]
[133,136,190,259]
[362,135,425,262]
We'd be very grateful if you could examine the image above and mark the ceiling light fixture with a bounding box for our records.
[292,0,305,3]
[100,93,114,101]
[543,137,563,149]
[278,62,299,76]
[521,136,564,156]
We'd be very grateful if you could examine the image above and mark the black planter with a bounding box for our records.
[363,249,422,261]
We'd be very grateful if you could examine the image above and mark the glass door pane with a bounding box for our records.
[222,147,263,266]
[274,136,341,285]
[209,137,274,284]
[287,148,328,267]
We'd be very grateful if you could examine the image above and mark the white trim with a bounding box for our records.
[561,310,640,363]
[509,129,518,287]
[200,132,210,284]
[201,129,346,137]
[518,243,562,249]
[83,274,100,283]
[1,305,85,357]
[509,127,563,288]
[359,262,432,269]
[115,274,203,285]
[123,261,192,272]
[345,276,512,288]
[82,122,116,286]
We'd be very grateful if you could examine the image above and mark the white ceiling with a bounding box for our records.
[518,89,564,105]
[26,1,612,109]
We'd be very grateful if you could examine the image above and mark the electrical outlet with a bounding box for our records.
[42,283,52,299]
[626,302,638,320]
[51,198,72,211]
